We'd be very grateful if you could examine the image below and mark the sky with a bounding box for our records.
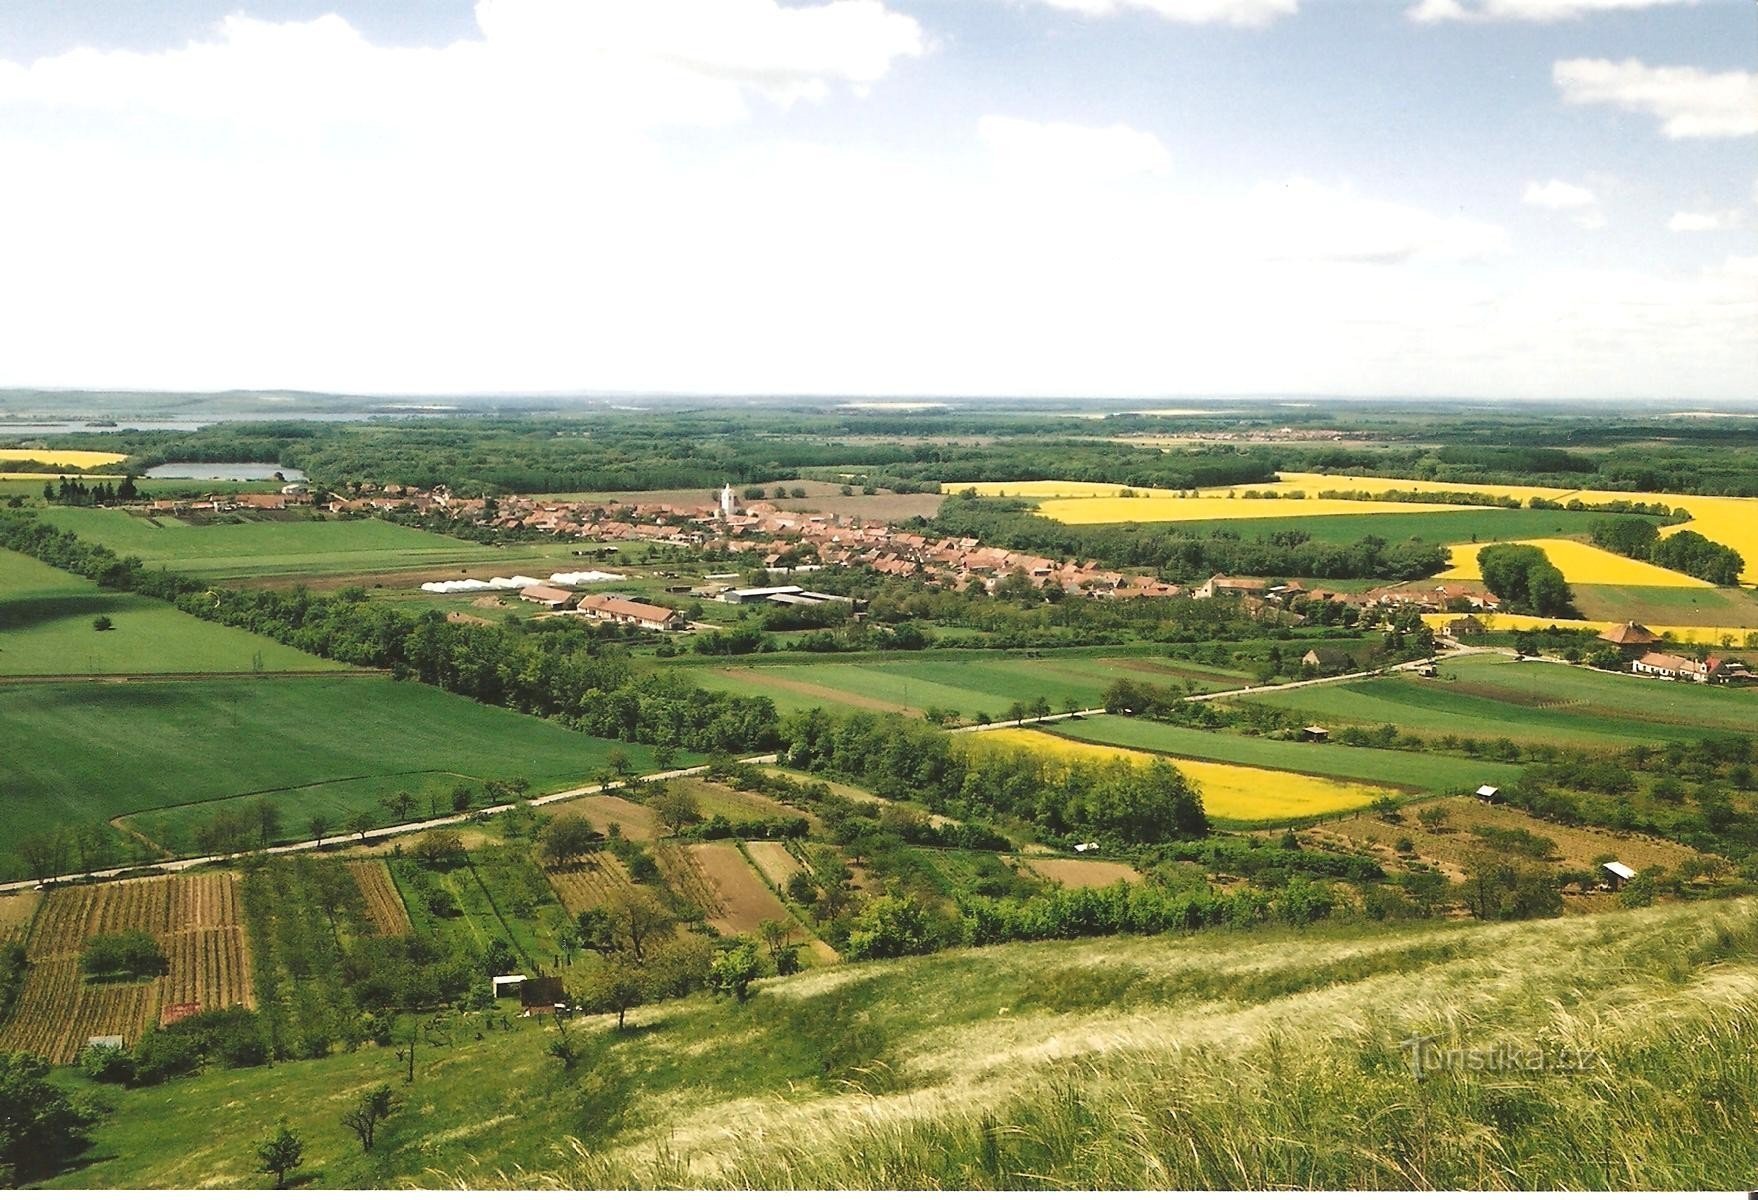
[0,0,1753,401]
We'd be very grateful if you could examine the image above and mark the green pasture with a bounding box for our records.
[0,548,343,676]
[1048,715,1520,795]
[671,650,1252,719]
[1117,505,1650,546]
[0,675,675,878]
[1236,655,1758,747]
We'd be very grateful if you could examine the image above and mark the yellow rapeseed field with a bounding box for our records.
[1238,472,1758,586]
[974,727,1384,820]
[0,448,128,469]
[1438,538,1713,589]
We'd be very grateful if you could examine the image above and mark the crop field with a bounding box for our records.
[688,843,793,937]
[0,892,38,941]
[1438,538,1711,588]
[1305,795,1703,884]
[744,840,808,890]
[1569,584,1758,627]
[1010,855,1142,887]
[0,873,251,1063]
[1042,716,1520,796]
[673,651,1248,719]
[1424,611,1758,646]
[347,861,412,935]
[1101,506,1632,546]
[976,726,1393,821]
[656,840,723,921]
[34,508,549,583]
[544,851,643,915]
[1033,495,1469,525]
[0,548,345,676]
[1244,655,1758,748]
[1246,473,1758,585]
[0,676,665,878]
[0,448,128,468]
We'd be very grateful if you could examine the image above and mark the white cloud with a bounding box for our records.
[1410,0,1694,23]
[1522,179,1606,228]
[978,115,1171,180]
[1239,179,1509,264]
[1669,209,1742,232]
[1522,179,1596,210]
[1554,58,1758,139]
[1029,0,1298,27]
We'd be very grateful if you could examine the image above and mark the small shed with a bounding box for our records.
[1073,842,1099,853]
[1475,785,1502,802]
[519,976,566,1012]
[1299,725,1330,743]
[1601,861,1637,890]
[491,973,529,998]
[86,1035,125,1051]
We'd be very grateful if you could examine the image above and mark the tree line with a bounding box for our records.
[1589,517,1745,586]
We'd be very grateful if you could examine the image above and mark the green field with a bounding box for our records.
[0,548,343,676]
[33,508,560,582]
[43,898,1758,1188]
[1570,582,1758,626]
[1237,655,1758,747]
[1049,715,1520,796]
[672,649,1252,719]
[0,675,674,877]
[1101,506,1641,547]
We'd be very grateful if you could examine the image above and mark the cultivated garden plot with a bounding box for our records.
[1009,856,1143,888]
[347,860,412,936]
[0,873,252,1063]
[544,851,645,915]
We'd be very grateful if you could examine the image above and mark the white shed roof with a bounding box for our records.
[1475,785,1501,798]
[1601,861,1637,881]
[491,974,529,987]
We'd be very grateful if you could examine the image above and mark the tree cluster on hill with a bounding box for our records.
[0,513,780,756]
[778,709,1208,846]
[1475,543,1574,618]
[39,475,138,506]
[929,496,1449,581]
[1589,517,1745,586]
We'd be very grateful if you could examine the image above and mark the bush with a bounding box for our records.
[131,1008,271,1085]
[80,931,167,981]
[78,1042,134,1085]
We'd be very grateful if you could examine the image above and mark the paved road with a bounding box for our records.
[0,647,1481,893]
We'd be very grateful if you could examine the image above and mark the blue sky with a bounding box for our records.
[0,0,1751,399]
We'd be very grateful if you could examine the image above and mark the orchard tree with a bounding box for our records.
[256,1123,303,1189]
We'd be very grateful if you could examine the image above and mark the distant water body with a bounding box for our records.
[144,462,308,481]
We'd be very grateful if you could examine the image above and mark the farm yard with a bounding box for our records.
[0,675,667,879]
[0,873,251,1063]
[0,548,344,677]
[976,726,1395,821]
[1240,655,1758,748]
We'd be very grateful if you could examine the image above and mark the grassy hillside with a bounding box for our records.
[0,548,343,676]
[44,898,1758,1189]
[0,676,672,876]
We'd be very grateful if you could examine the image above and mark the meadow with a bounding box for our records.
[1240,655,1758,747]
[1569,582,1758,626]
[976,726,1390,820]
[670,649,1249,719]
[0,547,343,676]
[33,508,557,584]
[1046,715,1520,798]
[0,675,669,877]
[43,899,1758,1189]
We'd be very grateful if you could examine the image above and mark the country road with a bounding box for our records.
[0,646,1478,893]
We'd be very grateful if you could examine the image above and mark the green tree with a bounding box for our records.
[0,1052,95,1184]
[340,1084,396,1152]
[345,811,375,842]
[307,814,330,846]
[256,1123,303,1189]
[539,813,599,869]
[846,896,934,960]
[652,743,678,773]
[653,784,702,834]
[705,938,762,1002]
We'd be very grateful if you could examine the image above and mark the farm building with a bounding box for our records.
[519,976,566,1014]
[492,974,528,998]
[1475,785,1502,802]
[1299,725,1330,742]
[1598,621,1660,655]
[1301,647,1353,672]
[1442,614,1486,639]
[1632,652,1710,683]
[519,584,578,610]
[1601,861,1637,890]
[1195,575,1269,599]
[575,594,687,631]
